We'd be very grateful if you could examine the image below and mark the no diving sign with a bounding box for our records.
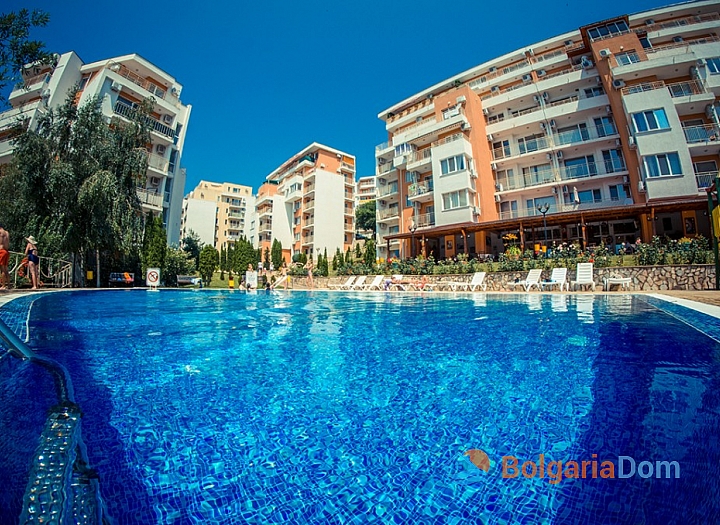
[146,268,161,287]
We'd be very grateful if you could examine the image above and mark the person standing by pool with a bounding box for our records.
[25,235,40,290]
[0,224,9,290]
[304,257,314,289]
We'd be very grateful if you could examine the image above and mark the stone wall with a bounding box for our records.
[323,265,716,291]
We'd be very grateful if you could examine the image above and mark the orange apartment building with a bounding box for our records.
[375,0,719,261]
[251,143,356,262]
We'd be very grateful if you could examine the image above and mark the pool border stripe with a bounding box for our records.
[641,293,720,343]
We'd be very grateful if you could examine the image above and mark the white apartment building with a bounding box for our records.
[355,176,377,207]
[375,0,719,260]
[253,143,355,261]
[0,51,191,245]
[181,180,255,250]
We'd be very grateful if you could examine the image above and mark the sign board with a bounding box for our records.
[245,271,258,289]
[146,268,161,287]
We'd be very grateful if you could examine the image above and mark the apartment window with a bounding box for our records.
[495,169,515,190]
[499,200,518,218]
[294,233,300,242]
[639,37,652,49]
[518,133,545,154]
[583,87,605,98]
[587,20,629,40]
[395,143,415,156]
[615,51,641,66]
[594,116,616,137]
[526,196,556,214]
[563,156,597,179]
[707,57,720,74]
[492,140,511,159]
[643,153,682,178]
[556,123,589,145]
[487,112,505,124]
[442,190,468,210]
[609,184,630,201]
[389,225,400,234]
[442,105,461,120]
[565,189,601,204]
[602,149,626,173]
[440,155,466,175]
[405,171,417,183]
[632,109,670,133]
[522,163,552,186]
[293,201,301,211]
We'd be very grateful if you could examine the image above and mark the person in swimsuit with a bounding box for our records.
[25,236,39,290]
[0,224,9,290]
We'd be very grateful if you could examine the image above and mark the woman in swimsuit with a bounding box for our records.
[25,236,40,290]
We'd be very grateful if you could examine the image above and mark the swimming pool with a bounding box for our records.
[1,290,719,524]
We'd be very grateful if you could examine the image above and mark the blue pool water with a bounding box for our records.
[1,290,720,524]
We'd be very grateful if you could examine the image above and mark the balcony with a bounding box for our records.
[147,152,169,173]
[500,204,559,220]
[340,161,355,172]
[684,124,720,145]
[136,187,163,209]
[643,13,720,34]
[408,182,433,203]
[304,183,316,195]
[302,235,314,245]
[305,199,316,211]
[108,62,167,100]
[304,217,315,227]
[258,206,273,218]
[414,212,435,228]
[114,101,174,138]
[497,160,627,193]
[696,171,718,190]
[259,222,272,233]
[407,148,432,171]
[560,198,629,213]
[378,208,400,221]
[9,72,51,104]
[377,184,399,198]
[375,140,392,152]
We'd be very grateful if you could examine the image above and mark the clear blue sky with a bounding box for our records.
[6,0,670,193]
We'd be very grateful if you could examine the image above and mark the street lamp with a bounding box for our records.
[537,203,550,256]
[409,221,418,258]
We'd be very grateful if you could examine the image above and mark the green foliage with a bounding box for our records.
[142,215,166,272]
[181,230,202,270]
[354,243,362,259]
[345,247,352,265]
[355,200,377,234]
[333,247,342,271]
[230,237,256,273]
[271,238,283,268]
[316,248,329,277]
[636,236,712,265]
[363,239,376,267]
[0,9,53,108]
[164,246,194,287]
[198,245,218,285]
[263,246,270,268]
[219,246,227,272]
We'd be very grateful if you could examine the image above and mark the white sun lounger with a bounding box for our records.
[508,269,542,292]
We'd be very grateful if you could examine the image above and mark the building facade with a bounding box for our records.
[0,51,191,245]
[181,180,255,250]
[376,0,719,261]
[253,143,356,261]
[355,176,377,206]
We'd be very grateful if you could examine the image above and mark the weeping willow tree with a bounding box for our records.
[0,87,153,280]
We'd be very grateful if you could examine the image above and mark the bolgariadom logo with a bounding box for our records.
[463,449,680,484]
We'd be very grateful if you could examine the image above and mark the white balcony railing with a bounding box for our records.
[377,184,399,197]
[147,152,169,172]
[414,212,435,228]
[378,209,400,220]
[136,187,163,208]
[684,124,720,144]
[696,171,718,190]
[408,183,433,198]
[109,62,166,100]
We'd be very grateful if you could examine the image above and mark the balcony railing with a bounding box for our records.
[499,204,558,220]
[377,184,399,197]
[305,199,316,210]
[414,212,435,228]
[378,208,400,220]
[667,79,706,97]
[684,124,720,144]
[696,171,718,190]
[407,148,432,165]
[302,235,314,244]
[376,140,391,152]
[408,183,433,198]
[645,35,720,56]
[431,133,465,148]
[498,160,627,191]
[109,62,167,99]
[147,152,169,172]
[136,187,162,208]
[14,72,50,90]
[114,101,175,138]
[493,125,618,160]
[642,13,720,33]
[560,198,625,213]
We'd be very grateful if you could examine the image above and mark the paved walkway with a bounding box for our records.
[650,290,720,307]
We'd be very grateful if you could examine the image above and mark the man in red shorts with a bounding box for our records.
[0,223,9,290]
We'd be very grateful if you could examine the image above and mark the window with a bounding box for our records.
[565,189,601,204]
[594,116,616,137]
[584,86,605,98]
[602,149,626,173]
[389,225,399,234]
[440,155,466,175]
[492,140,511,159]
[526,196,556,215]
[615,51,641,66]
[495,169,516,190]
[632,109,670,132]
[639,37,652,49]
[556,124,589,145]
[707,57,720,74]
[644,153,682,177]
[563,156,596,179]
[442,190,468,210]
[587,20,629,40]
[405,171,416,183]
[609,184,629,201]
[522,163,552,186]
[499,200,518,218]
[518,133,546,154]
[395,143,415,157]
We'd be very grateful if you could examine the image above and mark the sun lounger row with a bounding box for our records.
[327,275,436,291]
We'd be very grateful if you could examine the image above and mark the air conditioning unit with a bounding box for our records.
[543,92,549,100]
[522,74,532,82]
[556,151,563,159]
[41,88,51,99]
[549,119,556,128]
[628,136,636,148]
[612,79,626,89]
[110,81,122,92]
[673,36,684,43]
[495,183,504,192]
[638,180,646,192]
[540,122,547,130]
[380,223,387,229]
[487,133,494,141]
[380,200,387,206]
[461,121,472,131]
[491,162,498,170]
[469,169,477,179]
[489,67,497,73]
[697,58,706,67]
[690,66,699,79]
[562,185,570,193]
[599,49,612,59]
[456,95,467,104]
[606,105,612,114]
[162,114,173,124]
[564,40,574,46]
[615,138,622,147]
[379,178,386,185]
[706,104,716,119]
[473,206,481,215]
[156,144,166,155]
[537,69,547,77]
[645,18,655,25]
[482,108,490,116]
[552,187,558,194]
[150,176,161,186]
[494,194,502,202]
[597,77,604,85]
[546,153,553,160]
[534,95,541,102]
[581,57,594,70]
[491,86,500,93]
[623,175,630,183]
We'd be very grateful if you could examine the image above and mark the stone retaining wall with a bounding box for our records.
[322,265,716,291]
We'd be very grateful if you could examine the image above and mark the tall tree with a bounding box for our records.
[164,246,194,287]
[271,238,283,269]
[198,245,218,285]
[142,215,166,272]
[263,246,270,269]
[181,230,202,270]
[0,8,53,108]
[355,200,377,235]
[363,239,376,267]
